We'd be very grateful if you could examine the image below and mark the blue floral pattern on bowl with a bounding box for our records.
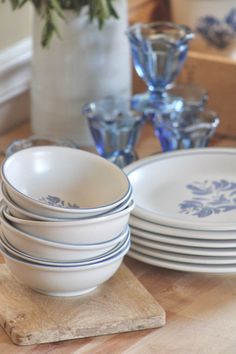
[179,179,236,217]
[39,195,80,209]
[196,8,236,49]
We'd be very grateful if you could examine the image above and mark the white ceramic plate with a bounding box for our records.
[129,215,236,240]
[131,233,236,257]
[131,242,236,265]
[128,249,236,273]
[124,148,236,231]
[130,225,236,248]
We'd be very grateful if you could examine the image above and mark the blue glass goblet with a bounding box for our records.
[131,83,208,117]
[82,97,146,168]
[126,21,194,100]
[151,107,220,152]
[167,83,208,111]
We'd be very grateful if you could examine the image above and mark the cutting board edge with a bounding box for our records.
[5,314,166,346]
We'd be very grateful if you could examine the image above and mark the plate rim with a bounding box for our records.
[128,249,236,273]
[131,232,236,256]
[129,214,236,240]
[131,241,236,265]
[130,224,236,248]
[125,148,236,231]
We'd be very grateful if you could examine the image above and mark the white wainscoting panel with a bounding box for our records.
[0,38,32,134]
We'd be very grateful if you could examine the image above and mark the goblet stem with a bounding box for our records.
[148,89,168,101]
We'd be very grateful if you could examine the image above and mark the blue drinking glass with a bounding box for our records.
[131,83,208,116]
[151,106,220,152]
[82,97,146,168]
[126,21,194,99]
[167,83,209,111]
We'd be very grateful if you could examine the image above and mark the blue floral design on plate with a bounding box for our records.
[196,8,236,49]
[39,195,80,209]
[179,179,236,218]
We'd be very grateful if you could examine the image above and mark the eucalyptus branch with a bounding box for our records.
[3,0,119,47]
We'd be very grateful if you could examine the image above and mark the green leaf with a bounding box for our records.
[50,0,65,18]
[8,0,20,9]
[31,0,43,12]
[107,0,119,19]
[18,0,29,8]
[98,0,110,19]
[7,0,120,47]
[41,12,57,47]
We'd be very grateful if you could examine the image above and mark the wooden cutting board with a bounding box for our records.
[0,263,165,346]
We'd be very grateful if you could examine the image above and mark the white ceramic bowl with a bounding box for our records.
[0,229,130,266]
[2,200,134,244]
[0,213,129,262]
[0,239,130,296]
[1,182,133,222]
[1,146,131,219]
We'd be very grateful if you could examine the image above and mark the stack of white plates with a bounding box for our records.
[124,148,236,273]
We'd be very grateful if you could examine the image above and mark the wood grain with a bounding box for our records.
[0,264,165,346]
[128,0,170,25]
[178,51,236,137]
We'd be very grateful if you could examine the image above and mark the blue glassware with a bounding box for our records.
[151,107,220,152]
[131,83,208,116]
[126,21,194,99]
[167,83,208,111]
[131,90,183,117]
[82,97,146,168]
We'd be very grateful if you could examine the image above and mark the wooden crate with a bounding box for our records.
[178,51,236,137]
[128,0,170,24]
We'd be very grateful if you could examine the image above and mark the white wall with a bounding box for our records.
[0,3,32,134]
[0,2,32,51]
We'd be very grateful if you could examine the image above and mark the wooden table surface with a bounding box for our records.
[1,122,236,354]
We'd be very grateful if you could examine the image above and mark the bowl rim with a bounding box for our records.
[2,200,135,227]
[0,212,129,249]
[0,228,130,266]
[0,237,130,271]
[1,181,133,222]
[1,146,131,214]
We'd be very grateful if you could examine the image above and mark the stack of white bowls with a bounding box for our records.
[0,146,134,296]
